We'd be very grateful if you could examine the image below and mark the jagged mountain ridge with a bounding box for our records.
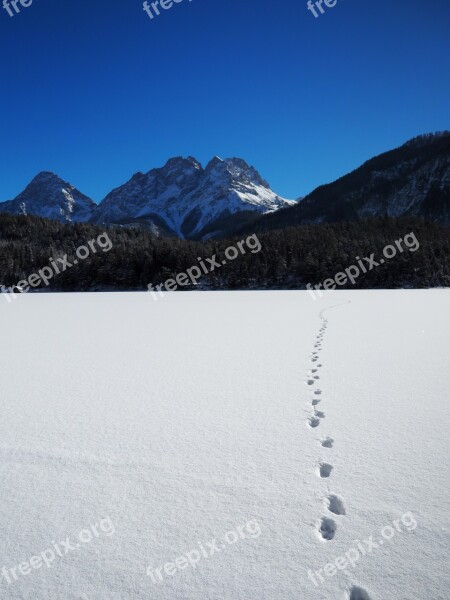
[0,157,294,239]
[1,133,449,239]
[91,156,294,239]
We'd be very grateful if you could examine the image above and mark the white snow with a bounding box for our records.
[93,157,295,238]
[0,173,97,224]
[0,290,448,599]
[62,187,76,216]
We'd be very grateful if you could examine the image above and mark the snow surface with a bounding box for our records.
[0,290,449,599]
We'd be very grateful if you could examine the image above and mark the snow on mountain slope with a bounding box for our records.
[0,290,448,600]
[92,156,295,239]
[0,172,97,223]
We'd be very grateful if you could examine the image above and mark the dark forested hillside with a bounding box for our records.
[0,213,449,293]
[248,132,450,232]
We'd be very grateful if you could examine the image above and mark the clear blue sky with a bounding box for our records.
[0,0,449,203]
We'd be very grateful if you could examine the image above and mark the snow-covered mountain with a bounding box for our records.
[2,133,449,238]
[0,158,293,239]
[0,172,97,223]
[92,156,294,239]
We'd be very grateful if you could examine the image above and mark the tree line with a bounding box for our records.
[0,213,449,292]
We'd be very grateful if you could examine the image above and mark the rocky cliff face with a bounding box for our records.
[92,156,294,239]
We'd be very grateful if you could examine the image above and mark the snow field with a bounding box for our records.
[0,290,448,599]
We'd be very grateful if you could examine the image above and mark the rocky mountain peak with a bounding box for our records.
[0,172,96,223]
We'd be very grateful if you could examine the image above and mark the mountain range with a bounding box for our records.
[1,132,449,239]
[0,157,294,240]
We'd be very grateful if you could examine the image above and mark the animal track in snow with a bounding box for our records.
[349,587,372,600]
[321,437,334,448]
[318,517,336,541]
[307,307,350,546]
[318,463,333,478]
[327,494,346,515]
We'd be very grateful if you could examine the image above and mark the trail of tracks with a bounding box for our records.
[305,300,372,599]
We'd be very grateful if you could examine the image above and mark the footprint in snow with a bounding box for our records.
[308,417,320,428]
[349,587,372,600]
[327,494,346,515]
[314,390,322,395]
[321,437,334,448]
[312,398,321,406]
[318,517,336,541]
[314,410,325,419]
[318,463,333,478]
[306,380,315,385]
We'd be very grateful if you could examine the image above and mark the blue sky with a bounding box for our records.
[0,0,449,203]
